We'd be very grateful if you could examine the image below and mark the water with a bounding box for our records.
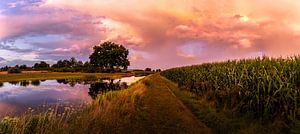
[0,76,144,117]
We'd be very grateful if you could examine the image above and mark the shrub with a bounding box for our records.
[7,68,21,74]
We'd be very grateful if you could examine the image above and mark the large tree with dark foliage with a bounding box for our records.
[89,42,130,72]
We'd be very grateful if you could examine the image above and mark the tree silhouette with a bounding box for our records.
[33,61,50,69]
[89,42,130,72]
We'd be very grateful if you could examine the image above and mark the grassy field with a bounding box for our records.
[0,72,134,82]
[161,57,300,133]
[0,74,210,134]
[163,77,277,133]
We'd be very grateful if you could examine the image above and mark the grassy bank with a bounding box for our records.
[0,74,210,134]
[0,72,134,82]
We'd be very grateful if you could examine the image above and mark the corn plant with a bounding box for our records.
[161,56,300,124]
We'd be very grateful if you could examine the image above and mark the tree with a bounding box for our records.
[33,61,50,70]
[8,68,21,74]
[70,57,77,68]
[19,64,28,70]
[145,68,152,72]
[89,42,130,72]
[0,66,9,71]
[51,57,85,72]
[82,61,96,73]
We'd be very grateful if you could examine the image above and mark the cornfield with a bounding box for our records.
[161,56,300,123]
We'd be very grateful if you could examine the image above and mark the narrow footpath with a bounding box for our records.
[133,74,211,134]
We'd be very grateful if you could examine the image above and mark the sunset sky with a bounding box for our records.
[1,0,300,69]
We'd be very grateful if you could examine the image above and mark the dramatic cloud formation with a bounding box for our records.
[1,0,300,69]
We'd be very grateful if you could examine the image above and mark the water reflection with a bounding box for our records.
[57,79,80,87]
[9,81,19,85]
[0,80,92,117]
[56,79,68,84]
[20,80,30,87]
[31,80,40,86]
[88,80,128,99]
[0,76,144,117]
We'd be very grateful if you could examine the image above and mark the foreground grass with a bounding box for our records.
[134,74,210,134]
[161,57,300,133]
[0,74,210,134]
[161,77,266,134]
[159,75,300,134]
[0,72,134,82]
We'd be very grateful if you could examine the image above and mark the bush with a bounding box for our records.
[82,67,100,73]
[7,68,21,74]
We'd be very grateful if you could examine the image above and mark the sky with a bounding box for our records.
[1,0,300,69]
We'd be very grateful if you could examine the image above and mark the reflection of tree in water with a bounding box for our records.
[77,81,83,85]
[56,79,64,84]
[7,80,40,86]
[20,80,30,87]
[56,79,76,87]
[31,80,41,86]
[56,79,68,84]
[88,82,108,99]
[88,80,128,99]
[69,81,76,87]
[9,81,19,85]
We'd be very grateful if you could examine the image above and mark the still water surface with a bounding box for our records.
[0,76,144,117]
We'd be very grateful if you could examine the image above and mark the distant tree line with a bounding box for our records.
[144,68,161,72]
[0,42,163,74]
[1,41,134,73]
[0,57,100,73]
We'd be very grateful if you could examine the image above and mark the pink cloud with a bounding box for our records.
[2,0,300,69]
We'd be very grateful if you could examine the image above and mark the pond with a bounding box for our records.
[0,76,144,117]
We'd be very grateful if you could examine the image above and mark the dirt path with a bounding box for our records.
[134,74,211,134]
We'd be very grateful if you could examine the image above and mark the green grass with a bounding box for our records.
[0,74,211,134]
[134,74,211,133]
[162,76,275,134]
[132,70,155,77]
[161,56,300,133]
[0,72,134,82]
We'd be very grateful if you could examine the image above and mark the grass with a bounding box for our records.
[160,59,300,133]
[161,57,300,130]
[161,75,274,134]
[132,70,155,77]
[0,72,134,82]
[134,74,211,134]
[0,74,211,134]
